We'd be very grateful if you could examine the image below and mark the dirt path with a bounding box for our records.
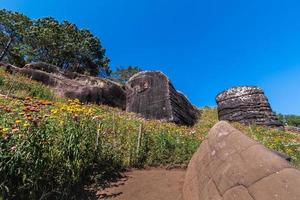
[95,168,186,200]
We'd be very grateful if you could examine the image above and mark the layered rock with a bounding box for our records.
[126,71,199,126]
[183,121,300,200]
[1,62,126,109]
[216,86,282,127]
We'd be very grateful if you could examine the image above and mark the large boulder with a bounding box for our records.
[126,71,199,126]
[1,62,126,109]
[216,86,282,127]
[24,62,61,74]
[183,121,300,200]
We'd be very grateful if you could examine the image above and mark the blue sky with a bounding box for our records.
[1,0,300,114]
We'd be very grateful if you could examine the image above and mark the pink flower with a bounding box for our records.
[10,145,17,152]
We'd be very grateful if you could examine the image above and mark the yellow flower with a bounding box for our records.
[51,109,58,114]
[23,123,30,128]
[286,149,294,155]
[2,128,9,133]
[15,120,22,125]
[73,99,80,104]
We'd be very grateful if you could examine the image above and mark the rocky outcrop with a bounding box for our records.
[1,62,126,109]
[285,126,300,134]
[126,71,199,126]
[24,62,61,74]
[183,121,300,200]
[216,86,282,127]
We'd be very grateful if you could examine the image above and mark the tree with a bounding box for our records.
[111,66,142,84]
[0,9,110,77]
[0,9,32,66]
[26,17,110,76]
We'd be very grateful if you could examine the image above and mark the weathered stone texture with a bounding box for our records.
[126,71,199,125]
[216,86,282,127]
[183,121,300,200]
[1,62,126,109]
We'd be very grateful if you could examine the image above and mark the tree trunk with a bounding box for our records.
[0,37,12,62]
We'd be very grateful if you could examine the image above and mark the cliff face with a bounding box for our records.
[216,86,282,127]
[1,62,126,109]
[126,71,199,126]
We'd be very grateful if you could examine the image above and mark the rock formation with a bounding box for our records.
[216,86,282,127]
[126,71,199,126]
[1,62,126,109]
[183,121,300,200]
[285,126,300,134]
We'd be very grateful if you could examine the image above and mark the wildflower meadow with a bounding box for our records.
[0,69,299,199]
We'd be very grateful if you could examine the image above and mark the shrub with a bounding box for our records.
[278,114,300,127]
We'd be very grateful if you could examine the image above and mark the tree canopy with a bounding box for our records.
[0,9,32,67]
[0,9,110,76]
[111,66,142,84]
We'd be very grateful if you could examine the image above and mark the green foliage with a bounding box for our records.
[0,100,102,198]
[0,9,110,76]
[111,66,141,84]
[0,97,201,199]
[278,113,300,127]
[0,9,32,66]
[26,18,110,76]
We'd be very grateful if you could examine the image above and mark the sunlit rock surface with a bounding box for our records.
[126,71,199,125]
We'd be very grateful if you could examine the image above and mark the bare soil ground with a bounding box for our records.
[90,168,186,200]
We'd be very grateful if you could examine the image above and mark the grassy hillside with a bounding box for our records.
[0,68,56,100]
[0,68,299,199]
